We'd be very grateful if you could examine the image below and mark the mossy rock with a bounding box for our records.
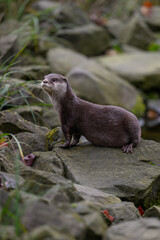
[45,127,64,151]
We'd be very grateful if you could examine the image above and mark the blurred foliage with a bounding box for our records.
[148,42,160,51]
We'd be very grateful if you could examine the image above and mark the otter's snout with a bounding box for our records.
[43,78,48,84]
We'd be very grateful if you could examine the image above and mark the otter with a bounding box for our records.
[41,73,141,153]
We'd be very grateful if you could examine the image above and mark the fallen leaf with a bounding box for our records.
[143,1,153,8]
[0,138,8,148]
[138,206,144,216]
[22,153,36,167]
[102,210,115,222]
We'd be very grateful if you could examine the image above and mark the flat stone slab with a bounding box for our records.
[97,52,160,91]
[55,139,160,207]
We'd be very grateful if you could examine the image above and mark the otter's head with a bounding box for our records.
[41,73,68,97]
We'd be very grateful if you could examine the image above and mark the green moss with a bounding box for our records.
[131,95,146,118]
[45,127,65,150]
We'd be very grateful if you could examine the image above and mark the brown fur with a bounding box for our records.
[41,73,141,153]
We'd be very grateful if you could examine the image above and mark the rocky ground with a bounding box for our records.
[0,0,160,239]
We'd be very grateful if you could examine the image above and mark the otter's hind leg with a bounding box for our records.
[122,143,134,154]
[71,133,81,147]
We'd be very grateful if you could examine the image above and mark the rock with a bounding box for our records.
[102,202,140,225]
[42,108,60,128]
[56,24,110,56]
[10,106,45,126]
[44,183,82,205]
[45,127,65,151]
[19,169,71,196]
[23,225,75,240]
[54,139,160,208]
[97,52,160,92]
[47,47,144,112]
[31,0,59,11]
[0,171,24,189]
[32,1,90,27]
[47,47,143,112]
[47,47,87,75]
[0,110,48,135]
[0,226,16,240]
[0,35,17,64]
[21,200,86,238]
[0,20,20,37]
[0,188,10,208]
[70,201,108,238]
[103,218,160,240]
[144,206,160,219]
[11,132,47,156]
[105,19,125,39]
[67,61,144,113]
[74,184,121,207]
[32,151,64,176]
[0,147,28,174]
[0,77,45,108]
[52,3,90,27]
[20,179,54,196]
[142,6,160,31]
[7,65,50,80]
[0,19,32,51]
[119,14,154,50]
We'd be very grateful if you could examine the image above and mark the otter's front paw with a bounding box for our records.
[58,143,70,149]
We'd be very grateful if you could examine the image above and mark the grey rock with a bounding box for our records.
[0,147,67,188]
[44,183,82,205]
[0,20,20,37]
[0,147,29,174]
[32,151,64,176]
[53,3,90,27]
[23,225,75,240]
[103,218,160,240]
[67,61,144,112]
[119,14,154,50]
[45,127,65,151]
[0,225,17,240]
[19,169,70,196]
[69,201,108,238]
[42,107,60,128]
[98,52,160,91]
[54,139,160,208]
[0,188,10,208]
[7,65,50,80]
[47,47,143,112]
[56,24,110,56]
[11,132,47,156]
[21,200,86,239]
[0,77,45,108]
[103,202,140,225]
[47,47,87,75]
[67,61,138,110]
[0,35,17,64]
[10,106,45,126]
[144,206,160,219]
[0,171,24,189]
[0,110,48,135]
[32,1,90,27]
[105,19,125,38]
[32,0,59,11]
[74,184,121,207]
[142,6,160,31]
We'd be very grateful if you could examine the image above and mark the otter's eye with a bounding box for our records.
[52,78,57,82]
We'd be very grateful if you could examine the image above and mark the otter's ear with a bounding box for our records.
[62,77,68,82]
